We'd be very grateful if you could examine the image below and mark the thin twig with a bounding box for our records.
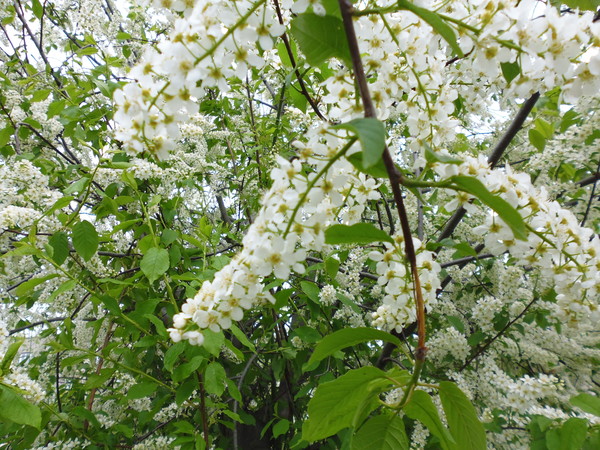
[272,0,327,121]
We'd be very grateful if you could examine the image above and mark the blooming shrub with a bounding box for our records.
[1,0,600,448]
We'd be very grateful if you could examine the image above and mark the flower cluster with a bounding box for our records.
[113,0,283,159]
[434,154,600,326]
[169,127,381,344]
[369,235,441,332]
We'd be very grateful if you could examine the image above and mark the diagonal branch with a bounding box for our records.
[272,0,327,121]
[436,92,540,243]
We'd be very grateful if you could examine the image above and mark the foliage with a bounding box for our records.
[0,0,600,449]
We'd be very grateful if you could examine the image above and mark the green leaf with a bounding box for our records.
[500,61,520,84]
[555,0,600,11]
[325,223,394,245]
[325,256,340,279]
[46,279,77,303]
[176,378,197,405]
[535,118,554,139]
[72,220,99,261]
[333,118,386,168]
[273,419,290,438]
[300,280,321,302]
[307,327,402,368]
[397,0,463,57]
[0,337,24,375]
[64,177,90,195]
[347,152,389,178]
[140,247,170,283]
[0,385,42,429]
[49,231,69,265]
[202,329,224,357]
[97,294,120,315]
[351,415,409,450]
[172,356,204,383]
[204,362,226,396]
[230,324,256,353]
[404,390,455,450]
[290,14,351,66]
[303,367,394,442]
[529,128,546,151]
[559,109,580,133]
[446,316,465,333]
[15,273,59,297]
[128,381,158,399]
[546,418,588,450]
[424,146,463,165]
[450,175,528,240]
[570,393,600,416]
[439,381,487,450]
[0,126,14,147]
[31,0,43,19]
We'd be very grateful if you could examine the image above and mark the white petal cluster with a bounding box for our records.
[426,326,470,365]
[113,0,283,159]
[0,160,62,233]
[435,155,600,326]
[169,127,381,344]
[369,236,441,332]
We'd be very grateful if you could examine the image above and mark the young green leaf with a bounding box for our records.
[404,390,456,450]
[46,279,77,303]
[140,247,170,283]
[204,362,227,396]
[127,381,158,399]
[325,223,394,245]
[500,61,520,84]
[14,273,59,297]
[230,324,256,353]
[303,367,393,442]
[424,146,463,165]
[546,417,588,450]
[529,128,546,151]
[325,256,341,279]
[0,385,42,429]
[333,118,386,168]
[306,327,402,367]
[49,231,69,265]
[557,0,600,12]
[273,419,290,438]
[72,220,99,261]
[351,415,409,450]
[570,393,600,416]
[397,0,464,57]
[450,175,528,240]
[164,342,186,372]
[439,381,487,450]
[347,152,389,178]
[290,14,351,66]
[0,337,24,375]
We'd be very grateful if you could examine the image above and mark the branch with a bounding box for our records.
[9,317,95,335]
[436,92,540,243]
[272,0,327,121]
[459,297,537,371]
[339,0,427,400]
[581,159,600,226]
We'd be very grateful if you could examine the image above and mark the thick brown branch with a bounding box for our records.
[339,0,426,360]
